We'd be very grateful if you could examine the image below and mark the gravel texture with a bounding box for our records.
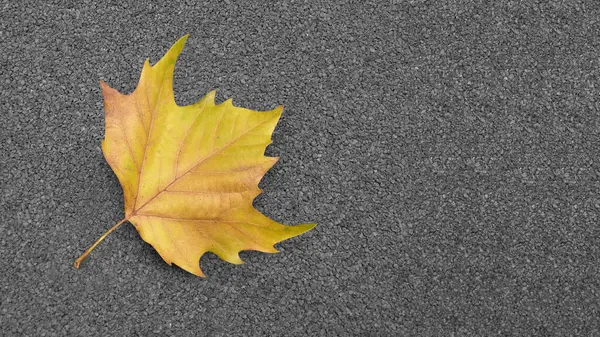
[1,0,600,335]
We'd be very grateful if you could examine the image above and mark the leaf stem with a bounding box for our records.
[74,218,128,269]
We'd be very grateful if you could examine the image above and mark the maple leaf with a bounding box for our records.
[74,35,316,277]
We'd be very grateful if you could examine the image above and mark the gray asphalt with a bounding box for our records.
[1,0,600,336]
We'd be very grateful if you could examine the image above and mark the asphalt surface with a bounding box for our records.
[1,0,600,336]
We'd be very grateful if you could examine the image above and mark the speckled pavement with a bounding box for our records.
[1,1,600,335]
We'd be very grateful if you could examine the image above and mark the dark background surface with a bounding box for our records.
[1,0,600,335]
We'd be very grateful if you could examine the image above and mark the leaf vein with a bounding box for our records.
[133,69,169,209]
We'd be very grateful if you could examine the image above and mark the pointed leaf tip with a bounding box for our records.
[99,81,118,97]
[273,105,284,116]
[154,34,189,68]
[173,34,189,50]
[299,223,318,233]
[194,90,216,107]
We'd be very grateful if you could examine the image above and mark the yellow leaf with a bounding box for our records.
[74,35,316,277]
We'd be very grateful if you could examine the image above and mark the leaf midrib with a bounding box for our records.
[132,70,169,210]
